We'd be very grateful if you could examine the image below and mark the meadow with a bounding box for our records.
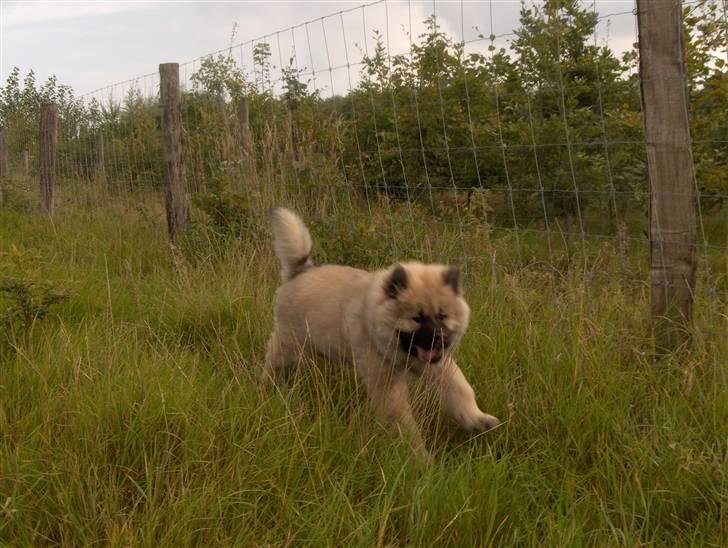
[1,181,725,546]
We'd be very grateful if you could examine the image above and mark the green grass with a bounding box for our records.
[1,186,726,546]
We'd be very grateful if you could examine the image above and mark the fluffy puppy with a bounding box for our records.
[262,208,499,460]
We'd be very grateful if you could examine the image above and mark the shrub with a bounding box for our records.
[0,246,68,346]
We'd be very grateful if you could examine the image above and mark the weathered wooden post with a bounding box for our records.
[95,132,107,183]
[159,63,189,239]
[636,0,697,352]
[40,103,58,214]
[238,96,253,156]
[0,127,7,205]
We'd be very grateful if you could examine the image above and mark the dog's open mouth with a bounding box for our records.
[399,331,447,363]
[415,345,443,363]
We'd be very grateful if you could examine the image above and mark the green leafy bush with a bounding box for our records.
[0,279,68,330]
[0,246,68,344]
[193,191,258,239]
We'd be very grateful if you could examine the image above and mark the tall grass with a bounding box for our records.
[0,184,725,546]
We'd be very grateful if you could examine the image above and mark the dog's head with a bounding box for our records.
[370,262,470,368]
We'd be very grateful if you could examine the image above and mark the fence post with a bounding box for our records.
[159,62,189,239]
[636,0,697,353]
[95,132,107,183]
[0,127,7,205]
[40,103,58,214]
[238,96,253,154]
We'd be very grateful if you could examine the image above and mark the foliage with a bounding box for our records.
[192,191,260,239]
[0,279,68,331]
[683,0,728,208]
[0,1,725,235]
[309,200,412,267]
[343,5,649,231]
[0,245,68,344]
[0,68,84,178]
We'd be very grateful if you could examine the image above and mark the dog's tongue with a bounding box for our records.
[416,346,442,363]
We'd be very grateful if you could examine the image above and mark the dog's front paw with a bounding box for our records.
[460,411,500,432]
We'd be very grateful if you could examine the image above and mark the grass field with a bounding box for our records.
[1,184,725,546]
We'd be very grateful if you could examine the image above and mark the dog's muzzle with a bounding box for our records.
[398,329,450,364]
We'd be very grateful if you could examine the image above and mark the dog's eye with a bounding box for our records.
[437,313,447,321]
[412,312,425,323]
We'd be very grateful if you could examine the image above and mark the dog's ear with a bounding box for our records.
[442,267,460,294]
[384,264,408,299]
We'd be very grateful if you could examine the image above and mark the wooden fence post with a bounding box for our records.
[95,132,107,183]
[238,96,252,154]
[0,127,7,205]
[40,103,58,214]
[159,62,189,239]
[636,0,697,352]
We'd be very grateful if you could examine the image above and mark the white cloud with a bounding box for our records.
[1,0,641,100]
[3,0,148,26]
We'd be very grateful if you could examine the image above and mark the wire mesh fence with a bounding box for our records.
[1,0,726,344]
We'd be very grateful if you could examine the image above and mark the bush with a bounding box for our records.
[0,246,68,346]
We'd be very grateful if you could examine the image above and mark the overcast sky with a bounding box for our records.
[2,0,637,102]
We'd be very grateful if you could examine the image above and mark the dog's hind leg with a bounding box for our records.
[260,330,301,385]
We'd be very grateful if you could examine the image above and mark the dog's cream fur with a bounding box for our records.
[262,208,499,461]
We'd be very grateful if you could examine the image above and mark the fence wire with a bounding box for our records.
[1,0,726,311]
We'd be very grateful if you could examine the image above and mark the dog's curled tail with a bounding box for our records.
[270,207,313,281]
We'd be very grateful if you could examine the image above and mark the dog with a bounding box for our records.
[262,207,499,461]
